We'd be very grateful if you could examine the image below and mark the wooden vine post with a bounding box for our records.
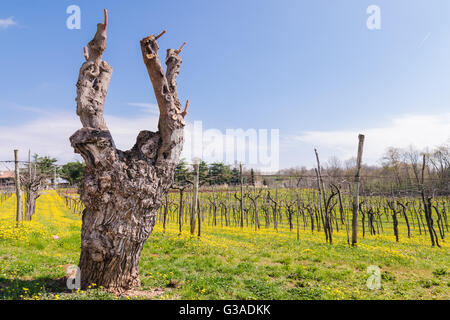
[239,163,244,228]
[70,10,188,292]
[14,149,23,225]
[190,160,200,236]
[351,134,365,246]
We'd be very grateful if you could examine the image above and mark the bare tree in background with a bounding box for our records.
[21,150,43,221]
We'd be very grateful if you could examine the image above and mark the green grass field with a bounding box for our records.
[0,191,448,300]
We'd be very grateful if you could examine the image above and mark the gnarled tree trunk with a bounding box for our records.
[22,153,43,221]
[69,10,188,293]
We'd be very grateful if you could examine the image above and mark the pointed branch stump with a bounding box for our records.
[70,10,187,293]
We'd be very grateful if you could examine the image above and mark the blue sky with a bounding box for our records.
[0,0,449,170]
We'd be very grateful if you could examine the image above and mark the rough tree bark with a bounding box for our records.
[69,10,188,293]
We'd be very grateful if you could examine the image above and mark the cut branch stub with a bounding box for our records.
[76,9,111,131]
[70,10,187,293]
[175,42,187,54]
[83,47,89,61]
[140,32,187,163]
[182,100,189,118]
[155,29,166,40]
[87,9,108,62]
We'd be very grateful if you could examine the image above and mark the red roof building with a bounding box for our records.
[0,171,15,186]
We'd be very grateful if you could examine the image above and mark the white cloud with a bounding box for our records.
[0,112,159,164]
[127,103,159,115]
[2,111,448,171]
[0,113,279,171]
[289,112,450,168]
[0,17,17,29]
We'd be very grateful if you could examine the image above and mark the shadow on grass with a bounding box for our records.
[0,276,69,299]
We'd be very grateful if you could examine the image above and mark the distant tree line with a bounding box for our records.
[175,159,240,186]
[272,143,450,195]
[20,155,85,187]
[43,142,449,194]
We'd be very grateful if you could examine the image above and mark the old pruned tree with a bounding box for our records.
[70,10,189,293]
[21,151,44,221]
